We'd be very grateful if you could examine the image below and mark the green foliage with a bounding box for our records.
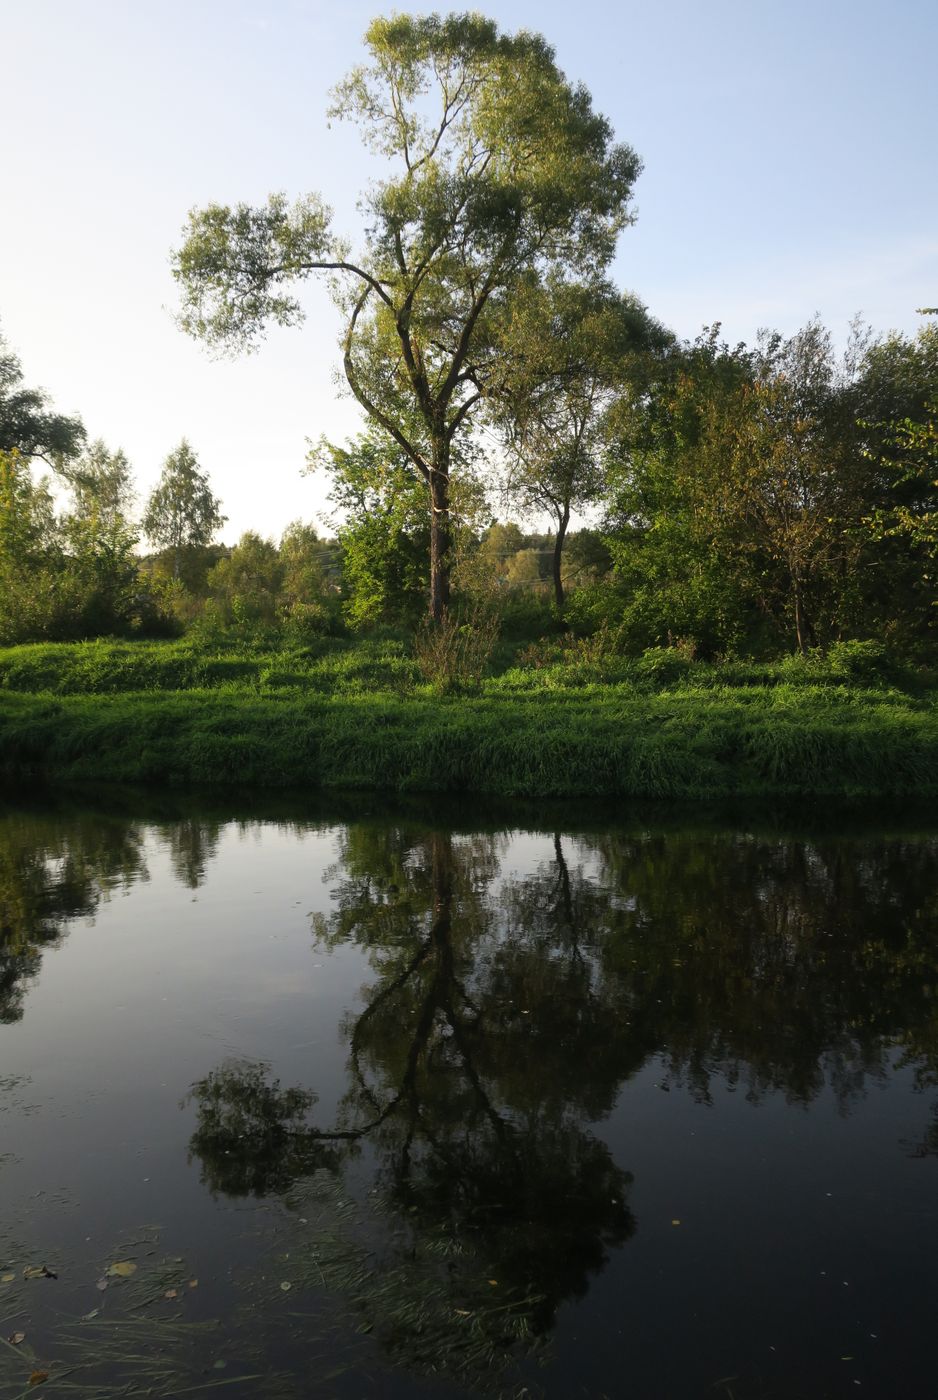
[0,323,85,461]
[634,644,695,686]
[862,401,937,606]
[0,447,56,563]
[173,12,640,617]
[826,638,907,686]
[412,605,500,693]
[0,638,935,797]
[0,443,154,644]
[313,429,430,627]
[493,276,671,606]
[604,319,938,656]
[205,531,284,627]
[143,440,226,574]
[58,440,142,636]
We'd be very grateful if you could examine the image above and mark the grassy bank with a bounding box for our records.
[1,638,936,797]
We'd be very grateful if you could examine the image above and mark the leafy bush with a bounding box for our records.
[562,584,627,637]
[827,639,904,686]
[634,645,695,686]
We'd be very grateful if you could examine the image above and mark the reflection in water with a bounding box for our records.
[0,811,148,1023]
[0,807,227,1024]
[4,798,938,1393]
[185,1060,343,1195]
[182,816,938,1386]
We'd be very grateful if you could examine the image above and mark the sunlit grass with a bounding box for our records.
[0,638,935,797]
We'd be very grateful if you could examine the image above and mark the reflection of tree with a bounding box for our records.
[159,817,222,890]
[0,806,233,1024]
[322,827,635,1326]
[185,1060,343,1196]
[565,828,938,1106]
[182,816,938,1388]
[0,811,148,1022]
[188,824,635,1385]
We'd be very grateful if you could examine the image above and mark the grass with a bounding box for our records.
[0,637,935,798]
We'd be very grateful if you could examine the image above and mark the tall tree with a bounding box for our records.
[495,277,670,609]
[59,440,140,635]
[0,448,57,568]
[172,13,639,621]
[0,324,85,463]
[143,440,225,579]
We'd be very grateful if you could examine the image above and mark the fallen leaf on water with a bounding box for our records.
[23,1265,56,1280]
[280,1281,292,1292]
[454,1309,472,1317]
[28,1372,48,1386]
[188,1278,198,1289]
[213,1360,227,1370]
[95,1278,108,1292]
[9,1332,25,1345]
[82,1309,100,1321]
[671,1219,681,1226]
[106,1261,137,1279]
[164,1289,179,1300]
[488,1279,498,1286]
[1,1273,14,1284]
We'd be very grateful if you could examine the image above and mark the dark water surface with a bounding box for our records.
[2,790,938,1400]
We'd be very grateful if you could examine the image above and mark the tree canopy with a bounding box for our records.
[0,324,85,463]
[143,439,226,578]
[172,12,640,620]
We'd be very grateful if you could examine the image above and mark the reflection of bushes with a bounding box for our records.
[0,812,148,1023]
[185,1060,343,1197]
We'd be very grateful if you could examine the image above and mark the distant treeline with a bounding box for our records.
[1,313,935,658]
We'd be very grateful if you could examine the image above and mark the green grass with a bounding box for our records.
[0,638,935,797]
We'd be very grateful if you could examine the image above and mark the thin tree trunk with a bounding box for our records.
[429,460,451,623]
[552,504,570,612]
[793,578,815,654]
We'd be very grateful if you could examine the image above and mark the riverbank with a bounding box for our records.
[1,639,935,796]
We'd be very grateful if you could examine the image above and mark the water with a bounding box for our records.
[1,791,937,1399]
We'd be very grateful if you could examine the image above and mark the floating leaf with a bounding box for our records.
[188,1278,198,1289]
[488,1279,498,1286]
[454,1309,472,1317]
[82,1309,100,1321]
[164,1288,179,1300]
[671,1219,681,1226]
[9,1332,25,1345]
[28,1372,48,1387]
[1,1272,14,1284]
[95,1278,108,1292]
[106,1261,137,1279]
[23,1265,56,1280]
[280,1281,292,1292]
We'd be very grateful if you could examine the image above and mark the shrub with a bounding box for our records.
[413,606,501,694]
[827,639,904,686]
[635,645,695,687]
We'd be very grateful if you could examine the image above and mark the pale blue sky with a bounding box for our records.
[2,0,936,539]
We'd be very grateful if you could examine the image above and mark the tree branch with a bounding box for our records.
[343,289,431,481]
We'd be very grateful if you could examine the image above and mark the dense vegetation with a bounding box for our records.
[0,635,934,797]
[0,12,935,796]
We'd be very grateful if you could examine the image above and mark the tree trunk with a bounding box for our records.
[429,461,451,624]
[552,504,570,612]
[792,578,816,654]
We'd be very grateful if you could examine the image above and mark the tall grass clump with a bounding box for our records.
[413,606,501,694]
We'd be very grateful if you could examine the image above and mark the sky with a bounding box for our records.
[2,0,936,542]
